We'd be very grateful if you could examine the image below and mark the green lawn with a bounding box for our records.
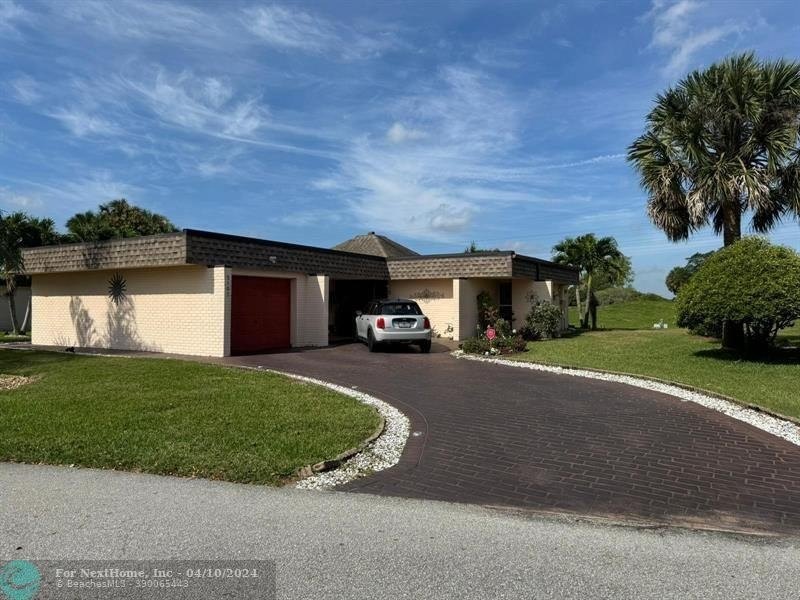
[0,333,31,343]
[568,298,677,329]
[516,299,800,421]
[0,350,381,484]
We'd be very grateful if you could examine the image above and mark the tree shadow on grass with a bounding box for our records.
[693,346,800,365]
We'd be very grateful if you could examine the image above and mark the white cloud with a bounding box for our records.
[9,75,41,104]
[244,4,398,60]
[123,69,268,138]
[332,66,526,239]
[47,108,120,137]
[0,186,42,210]
[59,0,225,43]
[0,0,28,35]
[646,0,745,77]
[275,209,344,227]
[386,122,426,143]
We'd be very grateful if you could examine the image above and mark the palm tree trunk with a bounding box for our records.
[723,209,742,247]
[574,286,581,324]
[19,296,31,333]
[581,274,593,329]
[721,208,744,350]
[7,292,19,335]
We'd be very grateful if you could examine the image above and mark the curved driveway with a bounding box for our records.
[222,343,800,534]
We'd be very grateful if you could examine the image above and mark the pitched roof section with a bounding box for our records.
[21,229,577,283]
[333,232,419,258]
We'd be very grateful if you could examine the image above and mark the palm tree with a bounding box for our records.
[0,212,59,334]
[628,53,800,347]
[552,234,628,329]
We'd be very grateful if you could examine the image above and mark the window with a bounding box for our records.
[380,302,422,316]
[499,281,513,322]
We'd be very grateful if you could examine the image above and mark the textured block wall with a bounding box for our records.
[31,266,227,356]
[388,279,457,339]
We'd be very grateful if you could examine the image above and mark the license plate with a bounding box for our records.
[397,322,412,328]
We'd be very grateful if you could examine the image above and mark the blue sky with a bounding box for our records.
[1,0,799,295]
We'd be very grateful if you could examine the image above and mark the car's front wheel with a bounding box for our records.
[419,340,431,353]
[367,329,378,352]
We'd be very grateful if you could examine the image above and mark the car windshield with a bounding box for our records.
[381,302,422,316]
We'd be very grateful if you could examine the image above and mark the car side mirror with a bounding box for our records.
[355,310,362,317]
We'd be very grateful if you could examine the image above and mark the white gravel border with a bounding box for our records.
[241,368,410,490]
[454,351,800,447]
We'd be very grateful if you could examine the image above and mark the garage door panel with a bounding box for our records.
[231,276,291,354]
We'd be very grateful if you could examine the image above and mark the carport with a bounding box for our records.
[328,279,387,342]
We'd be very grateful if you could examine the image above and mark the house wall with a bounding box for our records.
[31,266,228,356]
[511,279,569,332]
[453,278,501,341]
[230,268,329,348]
[388,279,457,339]
[0,287,32,332]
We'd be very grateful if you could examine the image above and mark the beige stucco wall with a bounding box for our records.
[453,278,501,340]
[230,269,329,348]
[32,266,228,356]
[388,279,456,339]
[511,279,569,331]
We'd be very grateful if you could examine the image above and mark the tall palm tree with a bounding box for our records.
[552,234,627,330]
[628,53,800,347]
[0,212,59,334]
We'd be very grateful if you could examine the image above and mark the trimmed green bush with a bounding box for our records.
[460,334,527,355]
[522,303,563,340]
[676,238,800,352]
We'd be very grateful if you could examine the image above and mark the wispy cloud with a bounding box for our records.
[386,122,426,143]
[0,186,42,210]
[275,208,344,228]
[0,0,29,35]
[59,0,225,43]
[331,65,527,239]
[8,74,41,104]
[120,69,267,138]
[244,4,399,59]
[538,153,626,170]
[646,0,746,77]
[47,107,120,137]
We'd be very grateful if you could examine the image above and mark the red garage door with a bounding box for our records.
[231,276,291,354]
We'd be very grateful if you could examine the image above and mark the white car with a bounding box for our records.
[356,299,432,353]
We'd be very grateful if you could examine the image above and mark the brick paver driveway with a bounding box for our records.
[223,343,800,534]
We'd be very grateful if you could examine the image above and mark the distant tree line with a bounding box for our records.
[0,199,177,334]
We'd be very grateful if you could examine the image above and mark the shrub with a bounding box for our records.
[460,337,491,354]
[493,317,513,338]
[494,335,527,352]
[522,303,563,340]
[476,291,499,331]
[676,238,800,353]
[460,334,527,355]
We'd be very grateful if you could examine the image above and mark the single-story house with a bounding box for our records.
[22,230,578,357]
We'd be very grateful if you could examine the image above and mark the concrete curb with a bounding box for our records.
[295,415,386,478]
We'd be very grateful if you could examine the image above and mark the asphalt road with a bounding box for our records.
[2,463,799,599]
